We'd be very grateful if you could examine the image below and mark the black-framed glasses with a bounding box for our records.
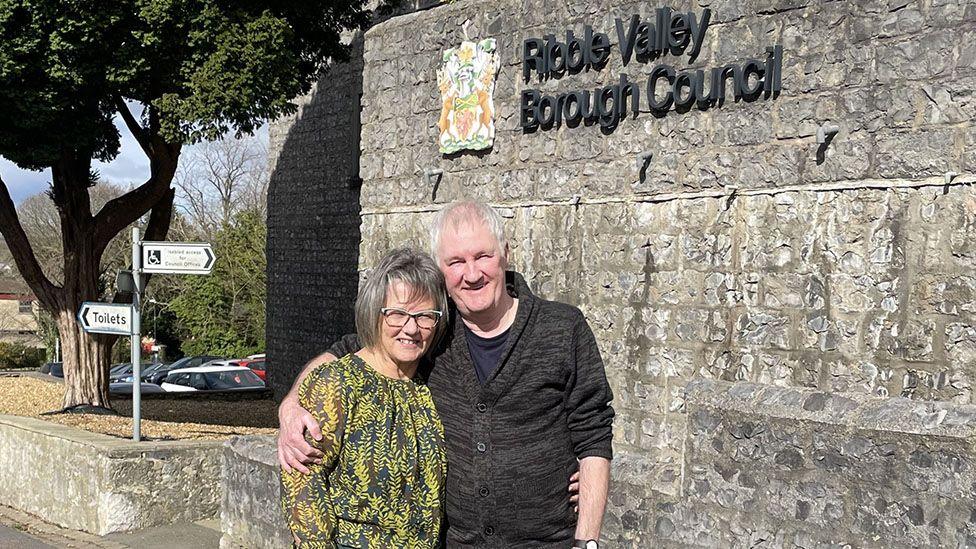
[380,307,443,329]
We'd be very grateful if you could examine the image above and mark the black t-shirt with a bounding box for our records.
[463,324,510,384]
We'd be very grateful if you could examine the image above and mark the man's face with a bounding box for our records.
[437,220,508,318]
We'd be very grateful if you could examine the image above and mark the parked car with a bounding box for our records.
[109,363,131,377]
[109,362,159,383]
[160,365,265,393]
[142,355,223,385]
[237,357,266,381]
[109,382,166,396]
[139,362,170,383]
[39,362,63,378]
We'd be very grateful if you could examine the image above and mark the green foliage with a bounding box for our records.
[0,0,375,169]
[33,308,58,362]
[0,341,45,370]
[169,210,265,357]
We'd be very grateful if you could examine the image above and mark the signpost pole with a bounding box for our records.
[130,227,142,441]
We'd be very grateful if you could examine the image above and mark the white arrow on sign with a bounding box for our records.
[141,241,215,274]
[77,302,133,335]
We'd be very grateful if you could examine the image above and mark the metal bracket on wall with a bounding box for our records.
[815,123,840,165]
[724,185,740,211]
[425,168,444,201]
[944,171,959,194]
[637,151,654,184]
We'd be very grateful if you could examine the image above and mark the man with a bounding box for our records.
[279,201,614,548]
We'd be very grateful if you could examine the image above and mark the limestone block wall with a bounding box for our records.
[350,0,976,503]
[265,2,443,399]
[0,415,222,535]
[217,381,976,548]
[219,435,291,549]
[608,378,976,548]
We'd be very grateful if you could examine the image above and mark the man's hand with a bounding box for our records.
[276,350,338,473]
[277,396,324,474]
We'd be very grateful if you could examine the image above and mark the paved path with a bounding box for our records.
[0,505,220,548]
[102,520,221,549]
[0,523,56,548]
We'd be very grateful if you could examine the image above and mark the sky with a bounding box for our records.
[0,112,268,205]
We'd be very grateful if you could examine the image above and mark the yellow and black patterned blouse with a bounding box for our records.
[281,353,447,548]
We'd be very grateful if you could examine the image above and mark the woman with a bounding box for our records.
[281,248,448,548]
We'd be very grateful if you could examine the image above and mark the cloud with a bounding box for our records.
[0,158,50,204]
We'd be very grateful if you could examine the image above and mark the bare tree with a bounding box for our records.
[173,133,268,240]
[0,182,135,362]
[13,182,131,286]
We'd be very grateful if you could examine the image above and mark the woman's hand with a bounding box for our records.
[569,471,580,512]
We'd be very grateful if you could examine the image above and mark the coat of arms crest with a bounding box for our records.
[436,38,500,154]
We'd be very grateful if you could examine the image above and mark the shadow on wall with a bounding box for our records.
[265,33,365,401]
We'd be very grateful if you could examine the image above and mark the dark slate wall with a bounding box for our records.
[265,35,365,400]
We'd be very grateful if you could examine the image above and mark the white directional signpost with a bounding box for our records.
[77,302,133,335]
[78,228,216,441]
[141,241,215,274]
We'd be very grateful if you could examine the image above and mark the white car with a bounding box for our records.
[160,365,265,393]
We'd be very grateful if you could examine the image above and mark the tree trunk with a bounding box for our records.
[57,309,114,409]
[56,216,117,410]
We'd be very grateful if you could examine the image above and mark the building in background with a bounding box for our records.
[0,279,40,347]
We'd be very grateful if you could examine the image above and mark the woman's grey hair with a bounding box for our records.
[430,201,508,262]
[355,248,449,351]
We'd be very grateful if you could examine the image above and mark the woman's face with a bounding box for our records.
[377,281,439,367]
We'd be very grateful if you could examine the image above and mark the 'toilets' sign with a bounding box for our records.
[78,302,133,335]
[141,241,216,274]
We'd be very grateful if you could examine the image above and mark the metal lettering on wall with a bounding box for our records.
[520,8,783,132]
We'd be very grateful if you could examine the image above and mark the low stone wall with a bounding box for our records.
[220,435,291,549]
[219,380,976,547]
[605,379,976,548]
[0,415,223,536]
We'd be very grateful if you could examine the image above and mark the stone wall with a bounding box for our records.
[266,0,976,543]
[352,0,976,499]
[265,35,365,399]
[219,435,291,549]
[605,378,976,548]
[0,415,222,535]
[265,1,443,399]
[219,381,976,548]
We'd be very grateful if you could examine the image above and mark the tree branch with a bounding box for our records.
[113,95,153,159]
[93,177,164,248]
[0,174,59,308]
[92,140,181,250]
[109,188,175,305]
[144,187,176,242]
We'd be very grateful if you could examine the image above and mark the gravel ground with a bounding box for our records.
[0,374,277,441]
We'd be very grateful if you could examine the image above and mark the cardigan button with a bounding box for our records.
[479,486,490,497]
[477,442,486,452]
[484,526,495,536]
[477,402,488,413]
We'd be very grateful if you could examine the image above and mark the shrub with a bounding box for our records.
[0,342,46,370]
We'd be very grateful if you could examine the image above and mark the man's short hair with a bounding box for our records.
[355,248,449,350]
[430,201,508,262]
